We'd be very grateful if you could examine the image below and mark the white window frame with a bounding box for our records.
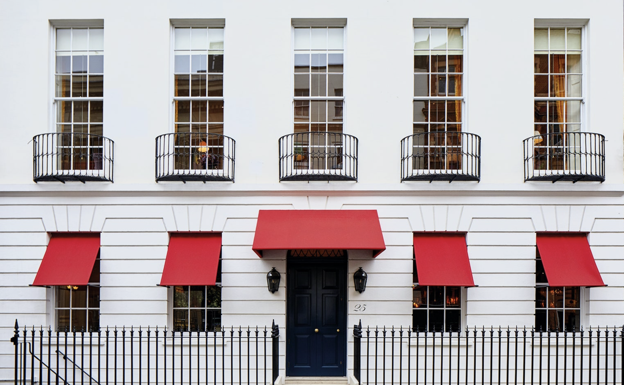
[50,24,107,178]
[53,256,100,332]
[292,24,346,175]
[412,23,467,174]
[533,24,587,176]
[169,21,229,177]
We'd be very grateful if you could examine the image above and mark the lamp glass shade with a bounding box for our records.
[267,267,280,293]
[354,267,367,293]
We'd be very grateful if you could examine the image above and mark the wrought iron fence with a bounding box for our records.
[523,132,605,182]
[353,322,623,385]
[33,133,114,183]
[155,133,235,182]
[12,320,279,385]
[401,131,481,182]
[278,132,358,181]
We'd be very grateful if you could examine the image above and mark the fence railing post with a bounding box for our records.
[353,320,362,385]
[11,320,19,385]
[272,320,279,384]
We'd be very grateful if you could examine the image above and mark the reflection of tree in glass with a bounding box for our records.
[206,286,221,308]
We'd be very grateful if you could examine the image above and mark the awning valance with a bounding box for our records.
[32,233,100,286]
[413,233,475,287]
[536,233,604,287]
[159,233,221,286]
[252,210,386,257]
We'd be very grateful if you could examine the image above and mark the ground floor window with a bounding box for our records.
[413,285,461,332]
[173,260,221,332]
[56,256,100,331]
[535,254,580,331]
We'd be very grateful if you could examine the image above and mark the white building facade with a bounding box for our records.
[1,0,623,382]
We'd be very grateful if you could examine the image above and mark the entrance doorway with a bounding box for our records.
[286,255,347,376]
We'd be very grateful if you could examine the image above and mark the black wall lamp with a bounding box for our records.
[267,267,281,293]
[354,267,368,293]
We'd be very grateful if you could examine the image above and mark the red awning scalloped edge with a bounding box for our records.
[252,210,386,257]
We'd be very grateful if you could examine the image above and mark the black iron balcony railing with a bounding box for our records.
[33,133,114,183]
[279,132,358,181]
[155,133,235,182]
[523,132,605,182]
[401,131,481,182]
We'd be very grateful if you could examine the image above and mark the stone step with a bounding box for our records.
[284,377,349,385]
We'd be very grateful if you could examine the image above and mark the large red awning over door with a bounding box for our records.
[252,210,386,257]
[159,233,222,286]
[32,233,100,286]
[536,233,605,287]
[413,233,475,287]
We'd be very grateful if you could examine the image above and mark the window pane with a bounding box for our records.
[89,29,104,50]
[189,286,205,307]
[413,101,427,122]
[191,28,208,49]
[534,54,548,73]
[206,309,221,332]
[72,286,87,307]
[206,286,221,307]
[174,286,188,307]
[311,74,326,97]
[448,28,463,49]
[57,29,71,50]
[175,75,190,97]
[567,29,581,50]
[88,286,99,308]
[208,54,223,73]
[208,29,224,50]
[534,29,548,50]
[72,75,87,97]
[89,75,103,97]
[57,286,71,307]
[414,74,428,97]
[56,54,71,74]
[56,76,71,97]
[294,28,310,50]
[311,28,327,49]
[191,75,206,97]
[209,100,224,122]
[175,28,191,50]
[175,54,190,73]
[548,309,563,331]
[295,54,310,73]
[74,101,88,122]
[176,101,190,122]
[534,75,548,97]
[328,28,343,49]
[430,28,446,49]
[414,28,429,50]
[564,310,580,331]
[536,287,547,308]
[429,310,444,331]
[311,101,326,123]
[207,75,223,97]
[549,287,564,308]
[173,309,188,331]
[73,55,88,74]
[72,29,88,50]
[550,29,565,51]
[90,101,103,123]
[413,286,427,308]
[429,286,444,307]
[189,309,205,331]
[89,54,103,74]
[57,310,70,331]
[295,74,310,96]
[446,287,461,307]
[565,287,580,308]
[445,310,461,332]
[88,310,99,331]
[191,54,207,73]
[535,309,547,332]
[328,53,343,72]
[311,54,327,73]
[72,310,87,331]
[567,53,581,73]
[413,310,427,331]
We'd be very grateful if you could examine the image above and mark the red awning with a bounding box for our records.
[536,233,604,287]
[32,233,100,286]
[252,210,386,257]
[159,233,221,286]
[413,233,475,287]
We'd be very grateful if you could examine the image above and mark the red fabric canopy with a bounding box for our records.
[536,233,604,287]
[32,233,100,286]
[159,233,221,286]
[413,233,475,287]
[252,210,386,257]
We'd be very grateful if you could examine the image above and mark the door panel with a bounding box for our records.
[287,258,346,376]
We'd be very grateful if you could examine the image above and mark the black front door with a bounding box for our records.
[286,257,347,376]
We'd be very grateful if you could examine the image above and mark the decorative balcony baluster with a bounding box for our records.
[279,132,358,181]
[33,133,114,183]
[523,132,605,182]
[155,132,235,182]
[401,131,481,182]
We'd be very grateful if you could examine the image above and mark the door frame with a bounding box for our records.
[286,255,348,377]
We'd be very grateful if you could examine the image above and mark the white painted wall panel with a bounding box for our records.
[469,218,535,232]
[0,218,45,232]
[101,232,169,246]
[467,232,536,246]
[102,218,167,232]
[0,246,47,260]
